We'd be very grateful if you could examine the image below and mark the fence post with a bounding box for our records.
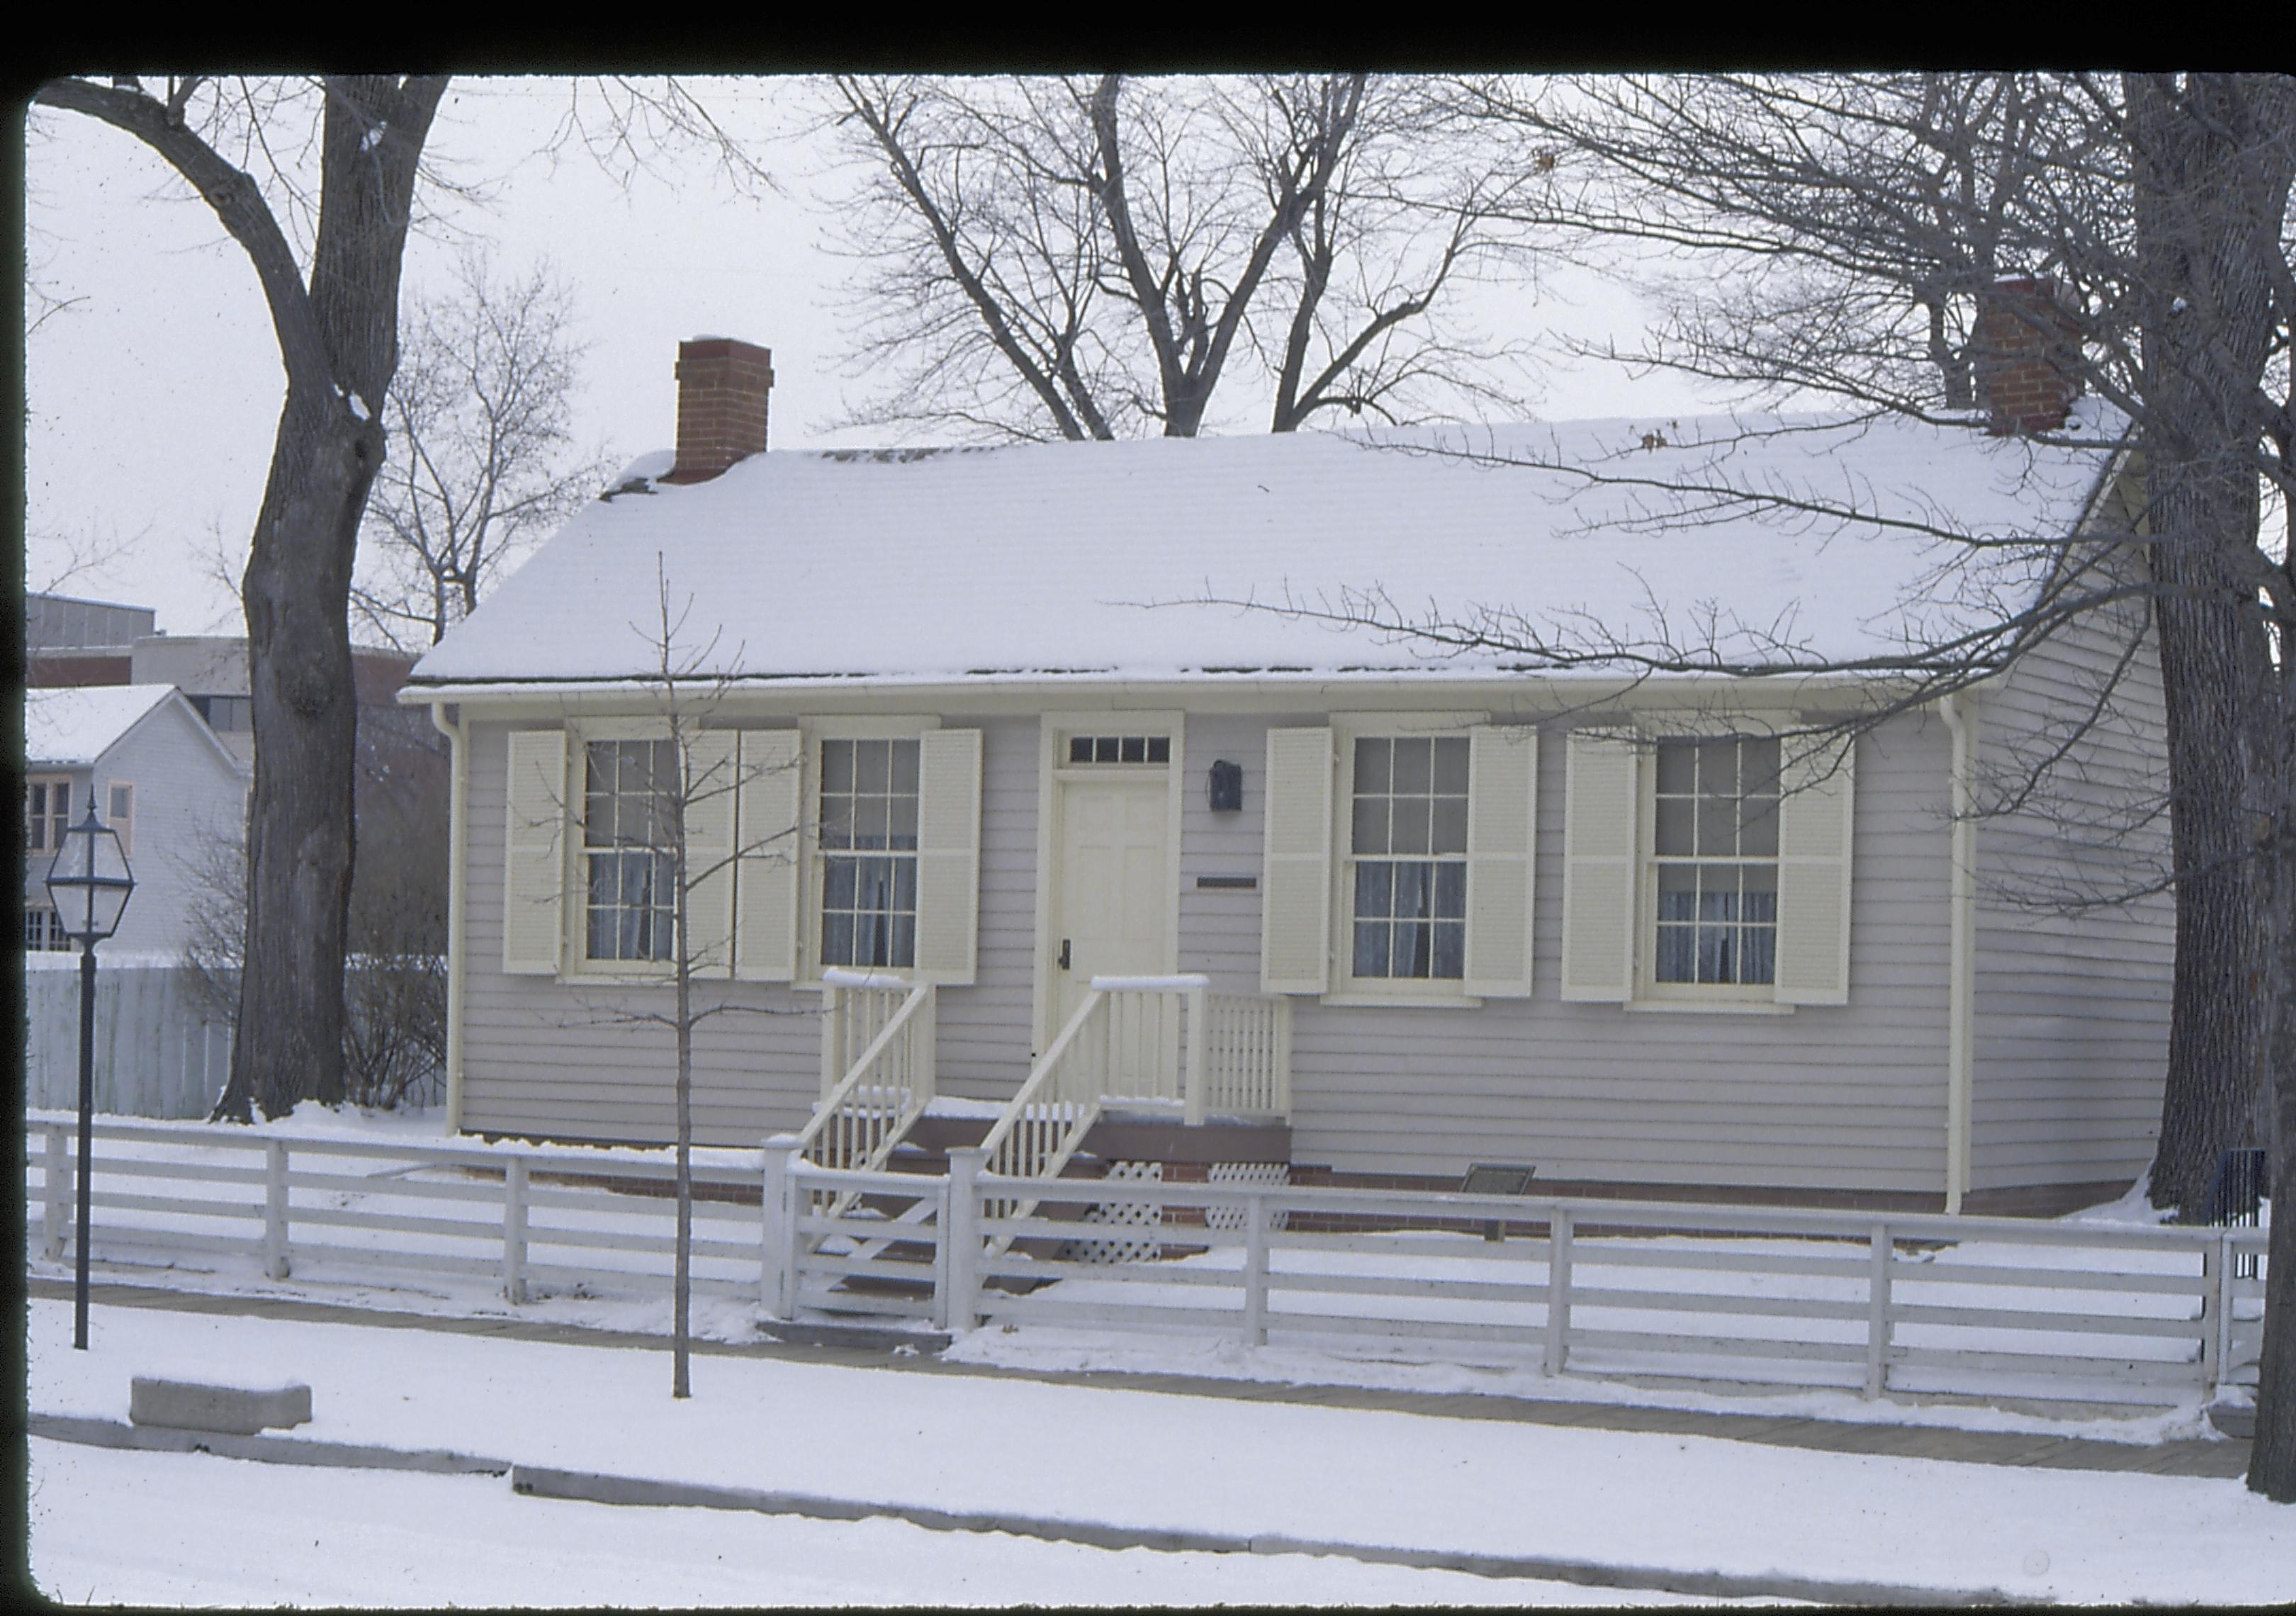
[945,1147,986,1332]
[1864,1223,1892,1399]
[2204,1232,2232,1401]
[916,987,938,1108]
[1543,1208,1572,1376]
[502,1156,529,1305]
[761,1135,801,1319]
[43,1123,71,1262]
[1184,984,1208,1127]
[1242,1188,1268,1347]
[263,1139,292,1280]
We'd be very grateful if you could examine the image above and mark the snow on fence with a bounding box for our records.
[23,1111,2268,1408]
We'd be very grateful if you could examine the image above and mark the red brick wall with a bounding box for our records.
[1972,277,2083,436]
[665,338,774,483]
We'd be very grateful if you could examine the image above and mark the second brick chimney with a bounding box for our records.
[1971,278,2084,437]
[664,336,775,483]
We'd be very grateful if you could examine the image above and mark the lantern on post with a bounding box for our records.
[44,802,136,1351]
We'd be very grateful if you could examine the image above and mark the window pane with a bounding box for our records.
[889,795,918,848]
[1655,925,1695,983]
[1698,865,1741,924]
[854,796,891,848]
[821,911,854,967]
[823,858,856,910]
[1354,861,1393,919]
[1147,736,1170,763]
[1740,797,1779,858]
[1390,797,1431,855]
[1655,799,1693,857]
[1096,736,1119,763]
[1741,924,1777,984]
[1393,738,1432,794]
[1657,863,1696,921]
[1655,740,1694,796]
[1069,736,1092,764]
[1120,736,1146,763]
[1431,797,1468,855]
[110,785,132,821]
[822,740,854,793]
[1433,736,1469,795]
[1696,924,1733,984]
[888,914,916,969]
[1354,739,1390,795]
[1352,796,1389,856]
[820,795,854,849]
[1743,738,1782,797]
[1696,739,1738,797]
[893,858,917,912]
[1434,861,1466,919]
[1395,921,1433,977]
[1741,865,1778,918]
[857,739,891,793]
[1392,860,1431,921]
[889,740,919,793]
[1431,921,1465,980]
[1354,921,1391,977]
[1697,796,1736,858]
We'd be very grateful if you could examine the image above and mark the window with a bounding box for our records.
[191,695,252,732]
[1650,736,1780,989]
[817,738,921,970]
[1348,736,1469,980]
[23,904,72,952]
[582,739,677,964]
[106,782,135,856]
[26,778,71,853]
[1067,734,1170,765]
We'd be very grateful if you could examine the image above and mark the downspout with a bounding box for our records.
[428,701,468,1134]
[1940,692,1978,1215]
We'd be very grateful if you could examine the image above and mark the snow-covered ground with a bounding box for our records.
[26,1295,2296,1606]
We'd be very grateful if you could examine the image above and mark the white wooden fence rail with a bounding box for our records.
[24,1112,2267,1407]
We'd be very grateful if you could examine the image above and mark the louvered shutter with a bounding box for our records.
[680,729,738,978]
[912,729,982,984]
[1463,724,1537,997]
[1559,731,1637,1002]
[1774,736,1855,1005]
[1261,727,1334,994]
[502,729,568,976]
[734,729,803,982]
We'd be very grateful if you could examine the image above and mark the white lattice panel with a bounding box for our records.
[1206,1162,1290,1232]
[1064,1161,1163,1264]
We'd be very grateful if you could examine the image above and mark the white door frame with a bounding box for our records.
[1030,712,1186,1053]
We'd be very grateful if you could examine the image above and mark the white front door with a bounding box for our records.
[1053,775,1171,1034]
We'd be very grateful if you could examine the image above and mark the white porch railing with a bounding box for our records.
[799,970,935,1174]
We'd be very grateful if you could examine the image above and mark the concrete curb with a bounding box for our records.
[505,1461,2019,1606]
[29,1412,510,1476]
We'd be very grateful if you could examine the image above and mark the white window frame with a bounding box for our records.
[1635,731,1783,1007]
[1326,712,1487,1008]
[25,775,73,856]
[106,780,135,857]
[563,717,680,982]
[796,716,940,989]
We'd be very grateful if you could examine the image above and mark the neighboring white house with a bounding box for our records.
[23,683,249,956]
[400,320,2171,1217]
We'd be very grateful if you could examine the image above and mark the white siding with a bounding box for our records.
[1969,577,2173,1195]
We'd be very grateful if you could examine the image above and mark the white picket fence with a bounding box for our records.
[24,1111,2269,1408]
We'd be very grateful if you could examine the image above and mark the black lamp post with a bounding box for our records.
[45,802,135,1351]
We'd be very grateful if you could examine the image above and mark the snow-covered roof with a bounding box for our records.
[23,684,181,767]
[409,405,2123,691]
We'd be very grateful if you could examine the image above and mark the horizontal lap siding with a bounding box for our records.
[1185,712,1952,1194]
[459,715,1035,1148]
[1971,583,2172,1194]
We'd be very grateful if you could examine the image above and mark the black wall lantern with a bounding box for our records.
[1208,759,1244,813]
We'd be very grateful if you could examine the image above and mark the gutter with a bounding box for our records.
[427,702,468,1134]
[1939,692,1979,1215]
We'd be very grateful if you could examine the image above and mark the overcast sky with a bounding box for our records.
[23,77,1704,640]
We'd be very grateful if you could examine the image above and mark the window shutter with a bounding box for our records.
[1463,724,1536,997]
[1261,727,1334,994]
[1560,731,1636,1002]
[681,729,738,978]
[1774,736,1855,1006]
[734,729,803,982]
[913,728,982,984]
[502,729,568,976]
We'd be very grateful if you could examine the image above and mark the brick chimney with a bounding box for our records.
[663,337,774,483]
[1971,277,2083,436]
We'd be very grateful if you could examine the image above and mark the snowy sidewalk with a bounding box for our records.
[30,1274,2250,1478]
[29,1291,2295,1605]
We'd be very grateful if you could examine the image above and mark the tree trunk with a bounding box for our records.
[2130,72,2285,1218]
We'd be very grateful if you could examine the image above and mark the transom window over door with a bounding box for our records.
[819,737,920,969]
[584,739,676,963]
[1350,736,1469,980]
[1653,736,1779,987]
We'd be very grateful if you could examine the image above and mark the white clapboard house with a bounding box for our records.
[403,314,2168,1217]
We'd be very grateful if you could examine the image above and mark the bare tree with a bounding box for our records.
[818,74,1548,441]
[354,254,611,649]
[1256,70,2296,1498]
[30,74,765,1124]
